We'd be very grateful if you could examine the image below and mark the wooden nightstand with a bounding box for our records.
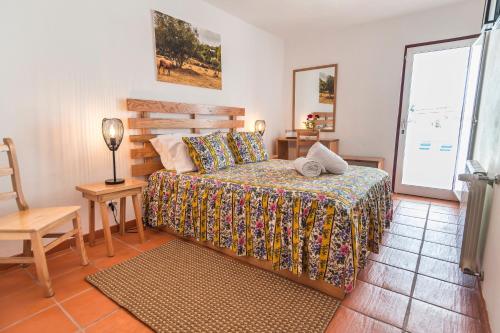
[75,178,147,257]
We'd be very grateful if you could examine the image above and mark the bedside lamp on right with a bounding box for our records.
[255,120,266,136]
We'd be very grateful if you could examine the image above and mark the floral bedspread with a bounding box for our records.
[143,159,392,292]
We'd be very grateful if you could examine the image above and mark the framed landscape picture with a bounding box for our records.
[319,71,334,104]
[152,10,222,90]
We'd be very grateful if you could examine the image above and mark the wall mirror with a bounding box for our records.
[293,64,337,131]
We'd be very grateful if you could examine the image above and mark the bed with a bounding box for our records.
[128,98,392,299]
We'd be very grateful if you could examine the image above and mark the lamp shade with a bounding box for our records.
[255,120,266,135]
[102,118,124,151]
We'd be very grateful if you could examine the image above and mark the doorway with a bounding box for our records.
[394,36,478,200]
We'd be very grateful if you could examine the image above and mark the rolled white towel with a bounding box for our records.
[307,142,348,174]
[293,157,323,177]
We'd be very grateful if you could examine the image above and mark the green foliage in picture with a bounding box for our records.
[152,10,222,89]
[319,72,335,104]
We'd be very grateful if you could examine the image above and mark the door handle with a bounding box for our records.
[400,119,407,135]
[459,173,500,186]
[459,160,500,186]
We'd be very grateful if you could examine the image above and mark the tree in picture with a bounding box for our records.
[153,10,222,89]
[319,72,334,104]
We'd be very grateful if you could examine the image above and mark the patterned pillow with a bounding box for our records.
[227,132,268,164]
[182,132,235,174]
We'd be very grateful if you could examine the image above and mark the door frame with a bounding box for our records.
[392,34,480,195]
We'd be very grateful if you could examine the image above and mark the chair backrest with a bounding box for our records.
[312,112,334,130]
[0,138,28,211]
[295,129,320,158]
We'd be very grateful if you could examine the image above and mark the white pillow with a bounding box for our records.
[149,136,174,170]
[306,142,348,174]
[172,138,198,173]
[150,134,201,173]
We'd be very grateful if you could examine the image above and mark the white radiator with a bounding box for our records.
[458,160,499,277]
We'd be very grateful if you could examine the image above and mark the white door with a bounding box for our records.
[395,38,477,200]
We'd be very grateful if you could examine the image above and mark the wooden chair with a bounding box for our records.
[295,129,320,157]
[0,138,88,297]
[312,112,335,130]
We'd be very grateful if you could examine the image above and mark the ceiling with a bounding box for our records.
[204,0,471,37]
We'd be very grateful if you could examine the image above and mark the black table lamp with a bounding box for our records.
[102,118,125,185]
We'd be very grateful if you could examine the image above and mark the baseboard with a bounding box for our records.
[0,219,138,271]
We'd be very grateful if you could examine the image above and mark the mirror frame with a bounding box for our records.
[292,64,338,132]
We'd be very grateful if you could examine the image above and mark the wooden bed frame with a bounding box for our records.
[127,98,346,299]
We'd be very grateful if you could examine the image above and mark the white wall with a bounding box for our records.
[284,0,484,174]
[0,0,285,256]
[473,25,500,333]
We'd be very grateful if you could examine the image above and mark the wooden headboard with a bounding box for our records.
[127,99,245,177]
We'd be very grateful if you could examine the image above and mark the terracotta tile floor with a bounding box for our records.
[0,196,488,332]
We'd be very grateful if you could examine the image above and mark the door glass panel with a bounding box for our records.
[402,47,471,190]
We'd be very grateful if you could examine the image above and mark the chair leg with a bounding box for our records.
[72,212,89,266]
[30,232,54,297]
[21,239,32,267]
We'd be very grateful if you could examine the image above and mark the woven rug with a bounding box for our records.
[86,239,340,333]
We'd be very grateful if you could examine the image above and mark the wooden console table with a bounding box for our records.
[275,138,339,160]
[273,138,384,170]
[340,155,384,169]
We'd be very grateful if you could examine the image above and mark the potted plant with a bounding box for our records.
[303,114,320,129]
